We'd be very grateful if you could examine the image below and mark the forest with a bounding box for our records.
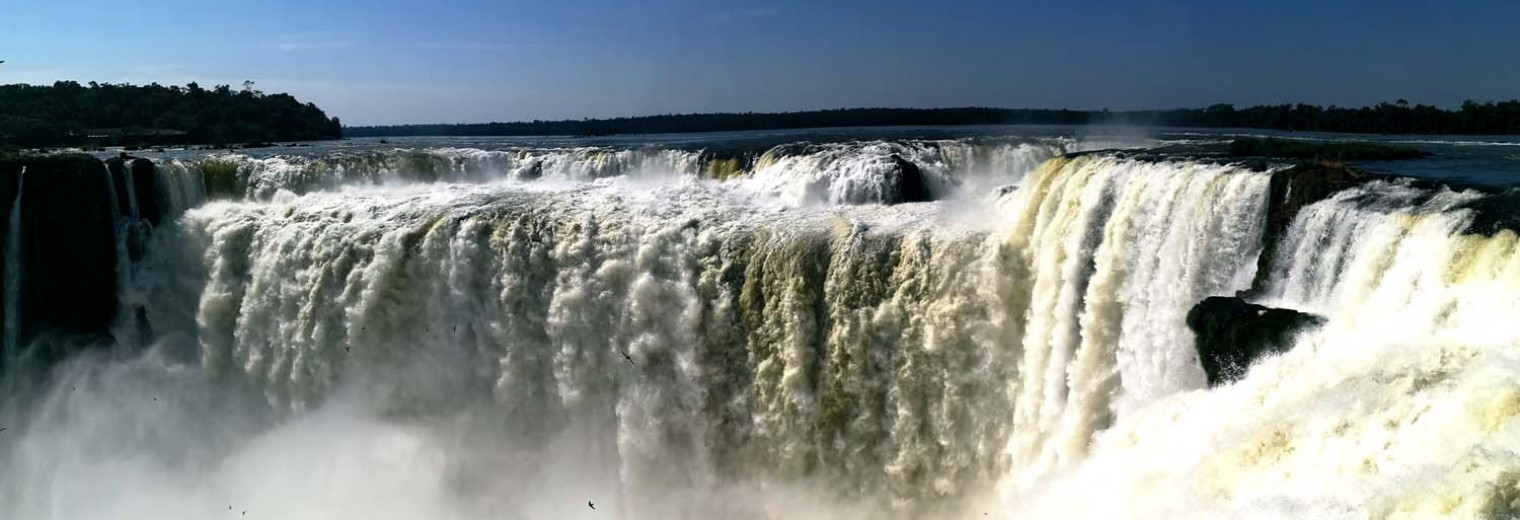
[347,100,1520,138]
[0,81,342,147]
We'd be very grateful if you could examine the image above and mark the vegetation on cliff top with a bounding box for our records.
[0,81,342,147]
[346,100,1520,138]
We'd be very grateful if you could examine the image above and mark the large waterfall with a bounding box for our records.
[1,136,1518,519]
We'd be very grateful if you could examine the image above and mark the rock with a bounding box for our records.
[1187,296,1325,385]
[0,159,21,354]
[889,154,931,203]
[131,158,162,226]
[12,154,120,357]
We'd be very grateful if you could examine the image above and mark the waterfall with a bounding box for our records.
[996,155,1273,489]
[3,168,24,360]
[100,163,137,348]
[188,147,708,201]
[74,153,1257,517]
[1010,177,1520,519]
[742,140,1066,205]
[154,158,210,217]
[169,139,1067,206]
[3,144,1519,520]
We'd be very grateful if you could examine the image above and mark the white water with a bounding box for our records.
[152,138,1071,207]
[1010,177,1520,519]
[743,140,1066,205]
[997,156,1273,492]
[2,145,1519,519]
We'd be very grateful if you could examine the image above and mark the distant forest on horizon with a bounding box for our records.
[4,80,1519,149]
[347,100,1520,138]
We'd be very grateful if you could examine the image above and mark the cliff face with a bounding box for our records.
[0,154,165,367]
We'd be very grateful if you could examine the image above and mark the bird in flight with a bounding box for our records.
[587,501,596,510]
[619,350,636,366]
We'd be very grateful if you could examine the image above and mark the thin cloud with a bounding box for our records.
[276,41,354,51]
[274,32,354,52]
[709,8,779,25]
[412,42,524,52]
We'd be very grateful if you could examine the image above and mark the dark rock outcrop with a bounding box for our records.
[889,154,931,203]
[132,158,162,226]
[0,159,21,351]
[1249,161,1372,294]
[1187,296,1325,385]
[17,155,120,351]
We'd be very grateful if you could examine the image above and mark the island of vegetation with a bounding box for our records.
[346,100,1520,138]
[0,81,342,148]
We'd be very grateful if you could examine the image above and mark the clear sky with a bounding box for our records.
[2,0,1518,125]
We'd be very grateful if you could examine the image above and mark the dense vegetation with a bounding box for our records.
[1228,137,1430,161]
[1124,100,1520,135]
[0,81,342,147]
[347,100,1520,138]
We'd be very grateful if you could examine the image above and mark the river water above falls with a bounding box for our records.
[2,127,1520,519]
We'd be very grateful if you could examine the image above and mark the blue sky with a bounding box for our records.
[2,0,1518,125]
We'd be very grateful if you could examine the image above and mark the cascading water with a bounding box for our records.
[3,168,24,360]
[3,135,1520,520]
[996,156,1273,491]
[184,147,706,201]
[743,140,1067,205]
[99,163,141,349]
[1010,177,1520,519]
[155,138,1069,206]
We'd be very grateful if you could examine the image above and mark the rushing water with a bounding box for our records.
[3,128,1520,519]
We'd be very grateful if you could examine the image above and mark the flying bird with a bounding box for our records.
[587,501,596,510]
[619,350,636,366]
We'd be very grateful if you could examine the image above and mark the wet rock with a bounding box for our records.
[889,154,931,203]
[131,158,162,226]
[0,159,20,350]
[14,154,119,350]
[1187,296,1325,385]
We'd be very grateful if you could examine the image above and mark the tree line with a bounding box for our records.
[346,101,1520,138]
[0,81,342,148]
